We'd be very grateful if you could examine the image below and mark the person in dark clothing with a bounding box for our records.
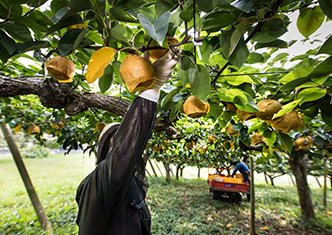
[75,50,179,235]
[230,159,250,184]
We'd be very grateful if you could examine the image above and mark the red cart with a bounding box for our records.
[207,168,250,202]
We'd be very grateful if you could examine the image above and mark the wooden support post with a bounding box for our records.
[250,156,255,235]
[323,156,327,209]
[1,123,53,232]
[148,159,158,176]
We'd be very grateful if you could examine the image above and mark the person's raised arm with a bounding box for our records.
[101,50,179,216]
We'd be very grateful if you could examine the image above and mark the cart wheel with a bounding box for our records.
[229,193,242,202]
[210,188,219,200]
[246,193,250,201]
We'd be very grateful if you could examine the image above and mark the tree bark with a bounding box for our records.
[0,76,177,136]
[175,163,184,180]
[0,123,53,232]
[163,156,171,184]
[264,172,269,185]
[289,153,316,219]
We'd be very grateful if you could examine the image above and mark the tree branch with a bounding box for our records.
[0,76,177,136]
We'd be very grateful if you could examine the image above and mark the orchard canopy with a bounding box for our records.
[0,0,332,159]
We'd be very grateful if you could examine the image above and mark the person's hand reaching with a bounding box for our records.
[139,50,180,102]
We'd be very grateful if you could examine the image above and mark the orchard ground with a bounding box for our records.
[0,151,331,234]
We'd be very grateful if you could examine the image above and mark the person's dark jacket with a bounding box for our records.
[76,97,157,235]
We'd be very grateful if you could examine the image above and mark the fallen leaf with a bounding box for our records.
[327,211,332,215]
[227,223,232,228]
[279,220,287,226]
[260,226,269,231]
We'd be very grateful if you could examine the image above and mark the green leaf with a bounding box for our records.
[196,0,213,12]
[110,24,129,43]
[225,75,257,86]
[51,0,70,14]
[318,0,332,19]
[317,35,332,55]
[307,55,332,79]
[169,99,184,122]
[201,10,236,32]
[0,3,22,19]
[234,92,259,112]
[263,130,276,147]
[208,100,223,119]
[279,67,314,84]
[277,132,293,154]
[75,51,90,65]
[160,87,180,110]
[229,18,249,56]
[272,52,288,62]
[179,3,193,22]
[0,29,17,62]
[2,22,32,42]
[221,29,248,68]
[273,100,302,119]
[297,6,325,38]
[218,88,247,105]
[318,99,332,129]
[252,18,287,43]
[200,39,213,63]
[248,122,265,134]
[279,77,307,91]
[155,0,178,16]
[90,0,106,17]
[99,64,113,93]
[110,6,138,23]
[0,43,11,63]
[66,0,92,16]
[45,14,83,36]
[290,54,309,62]
[246,52,264,64]
[179,51,195,71]
[58,29,93,56]
[138,11,170,46]
[188,65,211,101]
[16,41,50,54]
[20,10,54,33]
[255,39,288,50]
[231,0,254,13]
[297,87,327,105]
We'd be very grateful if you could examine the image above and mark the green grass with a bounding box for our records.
[0,153,331,234]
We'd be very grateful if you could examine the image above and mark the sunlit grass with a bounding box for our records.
[0,153,331,234]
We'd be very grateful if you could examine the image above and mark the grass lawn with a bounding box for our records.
[0,152,331,234]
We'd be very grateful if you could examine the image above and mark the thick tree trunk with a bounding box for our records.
[289,153,316,219]
[163,156,171,183]
[264,172,269,185]
[1,123,53,231]
[269,175,275,186]
[176,163,184,180]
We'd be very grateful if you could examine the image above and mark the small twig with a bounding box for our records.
[89,108,103,121]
